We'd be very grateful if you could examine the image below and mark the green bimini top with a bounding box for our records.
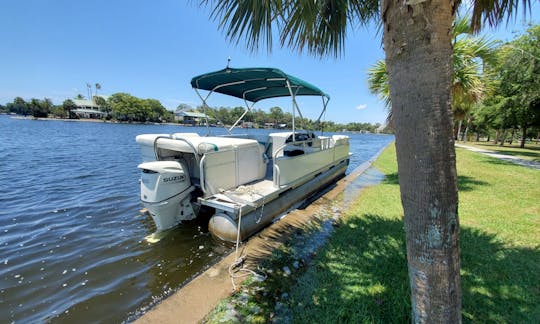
[190,67,329,103]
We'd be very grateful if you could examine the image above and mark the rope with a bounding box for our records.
[256,196,265,224]
[228,205,267,291]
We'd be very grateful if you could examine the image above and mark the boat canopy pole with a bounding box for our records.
[292,87,304,127]
[315,95,329,122]
[315,95,330,134]
[194,80,261,134]
[193,88,232,135]
[228,97,255,132]
[285,80,305,141]
[285,80,295,141]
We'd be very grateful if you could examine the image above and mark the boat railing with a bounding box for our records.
[199,154,208,194]
[273,164,281,187]
[153,135,172,160]
[154,135,200,165]
[272,137,334,160]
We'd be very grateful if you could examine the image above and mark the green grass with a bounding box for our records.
[457,141,540,162]
[204,145,540,323]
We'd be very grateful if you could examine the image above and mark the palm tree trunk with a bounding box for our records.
[382,0,461,322]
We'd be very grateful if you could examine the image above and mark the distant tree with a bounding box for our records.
[269,106,284,126]
[162,110,175,123]
[62,99,78,119]
[497,25,540,148]
[107,92,170,123]
[144,98,168,122]
[229,106,245,123]
[29,98,52,118]
[251,108,267,126]
[6,97,31,115]
[50,104,66,118]
[75,94,85,100]
[176,103,193,111]
[108,93,138,121]
[94,96,110,116]
[213,106,233,125]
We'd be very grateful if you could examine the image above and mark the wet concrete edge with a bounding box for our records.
[134,142,393,324]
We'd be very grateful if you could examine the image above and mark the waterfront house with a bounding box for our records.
[174,110,209,125]
[72,96,108,119]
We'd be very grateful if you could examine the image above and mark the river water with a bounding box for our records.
[0,115,393,323]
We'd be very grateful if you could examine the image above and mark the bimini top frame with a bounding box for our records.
[190,67,330,136]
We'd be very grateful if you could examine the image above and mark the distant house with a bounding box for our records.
[72,96,109,119]
[174,110,209,125]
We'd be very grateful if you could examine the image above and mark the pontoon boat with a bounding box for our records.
[136,67,350,242]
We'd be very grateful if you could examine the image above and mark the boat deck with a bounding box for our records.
[199,179,282,214]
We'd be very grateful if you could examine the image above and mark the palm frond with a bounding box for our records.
[280,0,379,57]
[203,0,279,52]
[367,60,391,108]
[470,0,532,32]
[201,0,378,56]
[453,15,472,37]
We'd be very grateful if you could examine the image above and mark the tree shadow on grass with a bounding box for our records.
[289,214,410,323]
[383,173,489,192]
[289,215,540,323]
[383,172,399,185]
[490,149,540,162]
[479,155,540,170]
[460,228,540,323]
[457,175,490,192]
[472,144,540,162]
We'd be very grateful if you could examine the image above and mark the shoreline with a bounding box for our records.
[7,115,186,126]
[3,114,390,134]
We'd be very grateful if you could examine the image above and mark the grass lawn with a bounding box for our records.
[456,140,540,162]
[205,145,540,323]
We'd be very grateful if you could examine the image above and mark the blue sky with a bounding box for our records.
[1,1,538,124]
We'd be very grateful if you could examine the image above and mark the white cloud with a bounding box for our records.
[356,104,367,110]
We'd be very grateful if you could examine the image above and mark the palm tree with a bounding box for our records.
[367,60,391,124]
[368,16,499,139]
[202,1,531,322]
[95,83,102,98]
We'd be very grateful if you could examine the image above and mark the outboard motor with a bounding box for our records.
[138,161,196,231]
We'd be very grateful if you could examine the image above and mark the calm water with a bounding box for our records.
[0,115,393,323]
